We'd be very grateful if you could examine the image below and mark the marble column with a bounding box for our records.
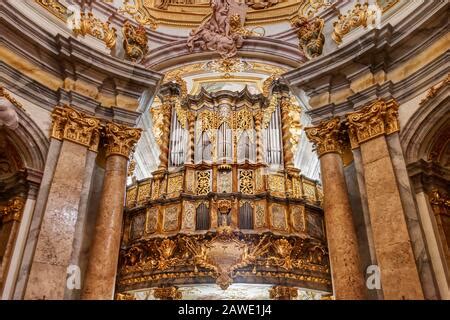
[81,122,141,300]
[386,133,437,299]
[24,107,101,300]
[14,139,62,299]
[64,150,97,300]
[347,99,424,300]
[305,118,367,300]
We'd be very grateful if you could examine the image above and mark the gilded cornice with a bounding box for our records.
[35,0,67,21]
[346,99,399,148]
[0,86,25,112]
[51,106,101,151]
[104,122,142,159]
[304,117,343,157]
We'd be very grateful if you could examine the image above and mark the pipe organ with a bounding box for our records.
[118,82,331,297]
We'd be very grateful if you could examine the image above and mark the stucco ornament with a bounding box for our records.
[187,0,246,59]
[0,97,19,130]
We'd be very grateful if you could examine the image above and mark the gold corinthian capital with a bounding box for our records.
[304,117,343,157]
[104,122,142,159]
[51,106,101,151]
[346,99,399,148]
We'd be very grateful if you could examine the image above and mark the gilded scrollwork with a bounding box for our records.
[1,197,25,223]
[332,1,376,44]
[291,205,306,232]
[122,21,149,62]
[72,12,117,49]
[196,170,211,195]
[291,16,325,59]
[118,231,330,290]
[239,170,254,195]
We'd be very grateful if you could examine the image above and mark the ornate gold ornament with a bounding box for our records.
[122,21,149,62]
[104,122,142,158]
[303,182,317,202]
[167,175,183,196]
[291,16,325,59]
[72,12,117,49]
[118,231,330,290]
[268,174,285,195]
[229,14,264,37]
[202,58,254,77]
[196,170,211,195]
[115,292,136,300]
[269,286,298,300]
[2,197,25,223]
[119,0,158,29]
[126,186,137,207]
[429,189,450,217]
[304,117,342,157]
[153,286,182,300]
[239,170,254,195]
[35,0,68,21]
[136,182,151,204]
[51,106,101,151]
[332,1,376,44]
[346,99,399,148]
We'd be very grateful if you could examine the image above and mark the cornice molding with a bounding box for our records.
[305,52,448,124]
[283,1,448,88]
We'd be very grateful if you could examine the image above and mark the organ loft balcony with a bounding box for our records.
[117,82,331,299]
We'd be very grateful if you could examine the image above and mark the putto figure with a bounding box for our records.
[187,0,246,58]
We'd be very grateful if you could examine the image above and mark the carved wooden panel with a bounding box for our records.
[291,205,306,232]
[239,169,254,195]
[163,205,179,232]
[130,211,146,240]
[126,186,137,207]
[255,201,266,228]
[145,207,158,234]
[196,170,211,195]
[271,204,287,231]
[137,183,151,204]
[182,201,196,230]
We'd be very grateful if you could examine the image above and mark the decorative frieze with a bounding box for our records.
[35,0,68,21]
[304,117,342,157]
[104,122,142,159]
[51,106,101,151]
[346,99,399,148]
